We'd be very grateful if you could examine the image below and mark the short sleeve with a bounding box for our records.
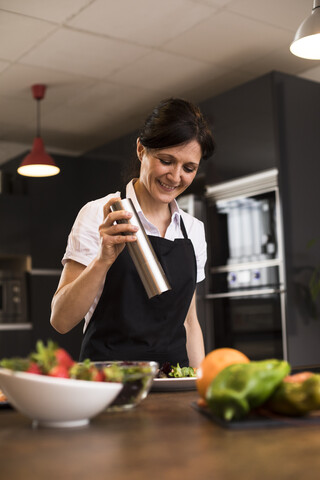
[194,220,207,283]
[62,194,117,267]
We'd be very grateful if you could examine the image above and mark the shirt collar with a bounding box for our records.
[126,179,181,226]
[126,179,142,213]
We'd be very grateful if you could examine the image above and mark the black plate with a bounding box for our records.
[192,402,320,429]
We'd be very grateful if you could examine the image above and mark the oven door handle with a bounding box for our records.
[206,288,285,299]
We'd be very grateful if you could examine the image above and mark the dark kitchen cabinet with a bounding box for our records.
[27,272,83,360]
[0,194,30,255]
[200,71,320,368]
[199,73,278,184]
[0,329,32,357]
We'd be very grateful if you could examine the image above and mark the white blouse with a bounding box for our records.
[62,180,207,330]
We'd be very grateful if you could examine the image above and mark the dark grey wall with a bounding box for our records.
[199,72,278,184]
[1,153,126,268]
[272,73,320,367]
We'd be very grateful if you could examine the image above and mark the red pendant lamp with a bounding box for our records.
[17,84,60,177]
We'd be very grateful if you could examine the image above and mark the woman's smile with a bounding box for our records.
[158,179,179,192]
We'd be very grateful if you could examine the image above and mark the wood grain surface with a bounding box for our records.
[1,390,320,480]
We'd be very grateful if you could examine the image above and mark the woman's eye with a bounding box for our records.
[159,158,171,165]
[184,166,197,173]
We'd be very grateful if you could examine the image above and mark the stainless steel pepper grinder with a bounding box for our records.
[110,198,171,298]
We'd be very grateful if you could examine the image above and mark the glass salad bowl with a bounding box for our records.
[95,360,158,412]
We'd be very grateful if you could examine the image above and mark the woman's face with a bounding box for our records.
[137,139,201,204]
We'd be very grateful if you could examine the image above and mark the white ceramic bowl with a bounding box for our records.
[0,368,122,428]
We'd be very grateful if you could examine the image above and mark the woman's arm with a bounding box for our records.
[50,258,109,334]
[184,291,205,368]
[50,197,138,334]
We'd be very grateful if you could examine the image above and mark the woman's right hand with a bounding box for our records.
[98,197,138,267]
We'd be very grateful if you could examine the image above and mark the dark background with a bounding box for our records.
[1,71,319,366]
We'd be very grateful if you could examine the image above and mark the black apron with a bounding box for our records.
[79,192,197,367]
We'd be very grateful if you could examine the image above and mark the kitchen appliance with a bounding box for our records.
[0,271,27,324]
[205,169,287,360]
[111,198,171,298]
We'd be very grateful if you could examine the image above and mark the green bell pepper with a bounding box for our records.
[206,359,290,421]
[266,374,320,416]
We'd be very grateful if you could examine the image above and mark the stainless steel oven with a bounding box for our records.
[205,169,287,360]
[0,271,27,324]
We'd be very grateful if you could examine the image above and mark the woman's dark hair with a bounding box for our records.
[122,97,214,183]
[139,97,214,160]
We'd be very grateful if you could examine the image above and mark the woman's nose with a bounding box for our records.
[168,166,181,183]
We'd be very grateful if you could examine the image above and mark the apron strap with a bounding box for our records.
[179,216,188,239]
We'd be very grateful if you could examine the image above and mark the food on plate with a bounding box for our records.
[0,389,7,402]
[266,372,320,416]
[157,362,196,378]
[169,364,196,378]
[205,359,290,421]
[196,348,250,399]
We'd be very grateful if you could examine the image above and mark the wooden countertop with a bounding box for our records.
[1,390,320,480]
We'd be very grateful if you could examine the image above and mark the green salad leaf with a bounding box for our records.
[169,363,196,378]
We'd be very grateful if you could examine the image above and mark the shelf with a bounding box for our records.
[0,254,31,272]
[210,258,282,274]
[0,323,32,331]
[206,287,285,299]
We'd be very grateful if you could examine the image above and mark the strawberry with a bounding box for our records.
[26,362,42,375]
[91,369,105,382]
[48,365,70,378]
[54,348,75,369]
[31,340,74,374]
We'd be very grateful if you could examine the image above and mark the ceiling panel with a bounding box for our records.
[194,0,232,6]
[67,0,215,47]
[0,64,95,101]
[162,11,293,68]
[0,10,56,61]
[20,28,150,79]
[226,0,311,31]
[108,50,224,94]
[67,80,157,115]
[241,45,317,77]
[0,0,92,22]
[0,60,9,73]
[182,68,257,102]
[0,0,318,166]
[299,64,320,83]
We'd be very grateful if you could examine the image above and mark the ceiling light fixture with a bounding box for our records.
[17,84,60,177]
[290,0,320,60]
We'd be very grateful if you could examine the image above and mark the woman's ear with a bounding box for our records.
[136,138,144,162]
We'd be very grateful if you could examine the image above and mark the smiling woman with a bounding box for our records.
[50,98,214,370]
[134,139,202,230]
